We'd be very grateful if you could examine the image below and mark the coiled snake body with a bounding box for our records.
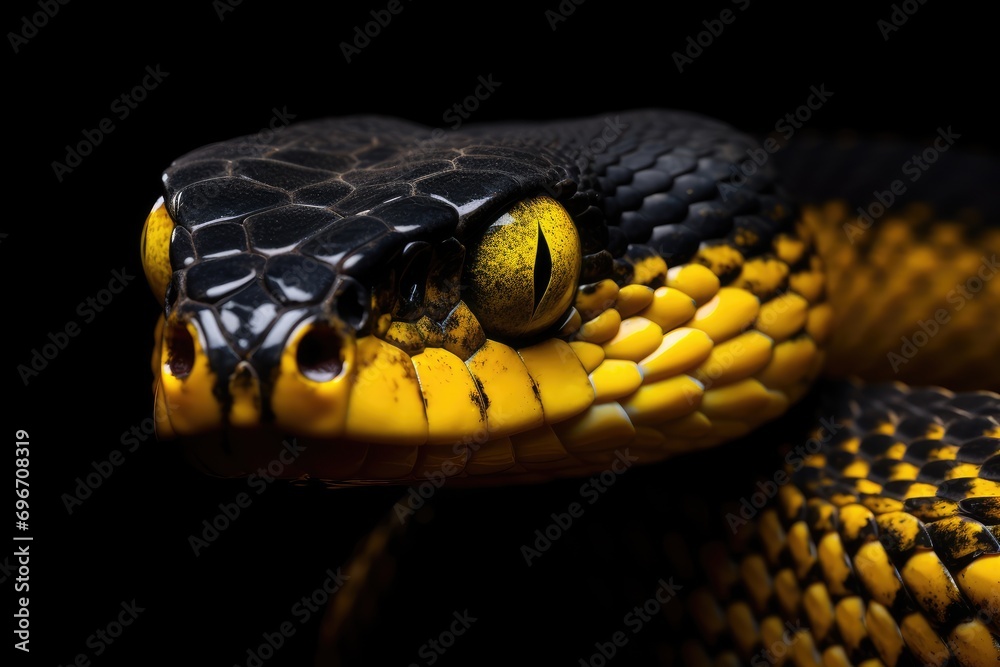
[141,111,1000,665]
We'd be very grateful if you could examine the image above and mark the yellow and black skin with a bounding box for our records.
[142,111,1000,665]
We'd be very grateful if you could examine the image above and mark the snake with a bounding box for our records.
[140,110,1000,665]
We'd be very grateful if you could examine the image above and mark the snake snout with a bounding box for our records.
[155,300,359,439]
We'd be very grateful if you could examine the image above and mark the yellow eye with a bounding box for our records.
[463,195,581,340]
[141,198,176,304]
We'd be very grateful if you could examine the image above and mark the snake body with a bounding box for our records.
[141,111,1000,664]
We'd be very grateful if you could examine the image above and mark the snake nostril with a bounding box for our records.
[165,323,195,378]
[296,325,344,382]
[333,276,370,331]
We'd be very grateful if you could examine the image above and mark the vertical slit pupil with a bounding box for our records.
[533,223,552,314]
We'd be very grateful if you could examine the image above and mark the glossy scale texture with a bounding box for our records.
[143,111,1000,664]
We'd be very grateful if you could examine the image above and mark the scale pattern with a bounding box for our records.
[150,110,831,478]
[145,112,1000,664]
[675,383,1000,666]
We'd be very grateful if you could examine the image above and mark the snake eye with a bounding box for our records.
[463,195,581,340]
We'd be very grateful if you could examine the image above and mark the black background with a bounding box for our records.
[5,1,995,666]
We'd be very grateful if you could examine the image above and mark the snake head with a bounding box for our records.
[142,113,829,482]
